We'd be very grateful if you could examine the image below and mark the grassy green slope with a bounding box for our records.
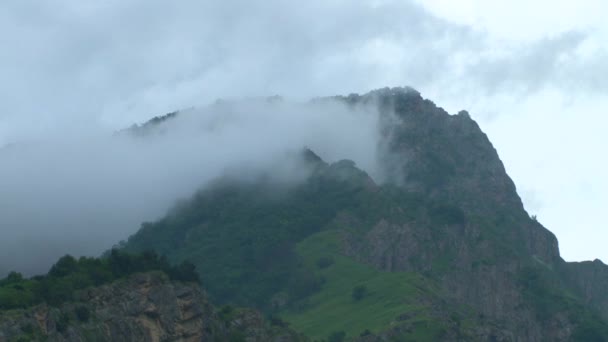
[281,230,446,341]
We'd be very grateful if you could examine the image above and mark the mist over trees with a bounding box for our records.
[0,98,382,276]
[0,250,198,310]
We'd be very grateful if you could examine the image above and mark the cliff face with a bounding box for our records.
[0,272,304,342]
[563,260,608,320]
[341,88,560,261]
[332,88,607,340]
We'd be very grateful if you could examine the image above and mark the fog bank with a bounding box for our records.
[0,98,381,276]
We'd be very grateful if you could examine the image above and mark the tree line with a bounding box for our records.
[0,250,199,310]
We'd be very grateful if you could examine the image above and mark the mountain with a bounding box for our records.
[118,88,608,341]
[2,87,608,341]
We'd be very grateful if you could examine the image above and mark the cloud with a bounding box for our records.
[1,0,474,138]
[465,31,608,95]
[2,0,605,141]
[0,98,381,275]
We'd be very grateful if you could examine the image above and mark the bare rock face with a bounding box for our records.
[333,88,603,340]
[0,273,305,342]
[563,259,608,320]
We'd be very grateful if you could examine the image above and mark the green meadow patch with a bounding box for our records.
[281,230,444,340]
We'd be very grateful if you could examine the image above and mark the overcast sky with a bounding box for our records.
[0,0,606,265]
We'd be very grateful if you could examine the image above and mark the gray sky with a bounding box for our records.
[0,0,606,269]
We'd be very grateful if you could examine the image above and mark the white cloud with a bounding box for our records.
[416,0,608,40]
[0,99,381,275]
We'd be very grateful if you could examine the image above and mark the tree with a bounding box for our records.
[167,261,200,283]
[2,271,23,284]
[360,329,372,337]
[48,255,78,277]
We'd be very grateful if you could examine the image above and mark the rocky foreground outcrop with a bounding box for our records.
[0,272,305,342]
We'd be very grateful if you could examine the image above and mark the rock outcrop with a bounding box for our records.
[333,88,606,340]
[0,272,305,342]
[563,259,608,320]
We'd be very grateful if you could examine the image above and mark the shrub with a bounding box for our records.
[219,305,235,322]
[429,203,466,225]
[316,256,334,269]
[328,331,346,342]
[268,315,289,328]
[360,329,372,336]
[75,306,90,322]
[55,313,70,333]
[352,285,368,301]
[20,324,34,334]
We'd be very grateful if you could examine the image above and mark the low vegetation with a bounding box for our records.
[280,230,447,341]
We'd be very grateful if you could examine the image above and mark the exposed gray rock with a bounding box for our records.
[0,272,305,342]
[334,88,602,341]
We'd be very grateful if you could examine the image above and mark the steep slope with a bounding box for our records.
[123,153,383,308]
[332,88,574,339]
[562,259,608,320]
[120,88,608,341]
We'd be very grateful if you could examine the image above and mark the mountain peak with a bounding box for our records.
[47,88,608,341]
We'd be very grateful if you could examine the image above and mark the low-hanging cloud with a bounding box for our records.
[0,98,381,276]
